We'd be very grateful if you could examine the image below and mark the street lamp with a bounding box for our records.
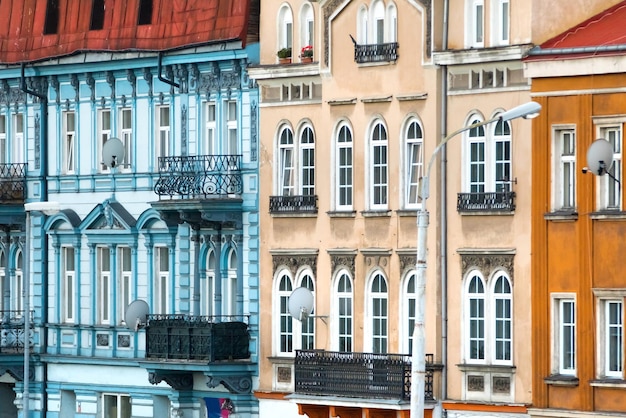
[410,101,541,418]
[23,201,60,418]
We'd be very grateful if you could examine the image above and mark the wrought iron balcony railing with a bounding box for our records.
[0,310,32,354]
[269,195,318,214]
[145,314,250,362]
[0,163,26,203]
[154,155,243,199]
[294,350,436,401]
[350,35,399,64]
[457,191,516,212]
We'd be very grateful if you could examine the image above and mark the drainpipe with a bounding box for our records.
[157,52,180,89]
[440,0,450,409]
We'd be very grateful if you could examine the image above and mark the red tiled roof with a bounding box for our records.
[0,0,252,64]
[525,0,626,61]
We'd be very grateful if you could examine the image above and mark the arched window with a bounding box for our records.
[368,271,388,353]
[14,250,23,312]
[300,126,315,196]
[467,273,485,361]
[300,3,314,50]
[386,2,398,43]
[403,271,418,354]
[278,5,293,50]
[225,248,238,316]
[298,272,315,350]
[276,124,316,197]
[370,121,388,209]
[467,118,486,193]
[372,0,385,44]
[405,118,424,208]
[335,123,353,210]
[493,273,512,363]
[493,119,512,192]
[333,270,353,352]
[202,250,216,316]
[0,250,5,311]
[278,126,294,196]
[276,272,294,355]
[357,6,368,44]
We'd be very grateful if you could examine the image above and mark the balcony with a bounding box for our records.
[0,310,32,354]
[457,191,516,213]
[154,155,243,199]
[145,314,250,362]
[0,163,26,204]
[269,195,318,214]
[294,350,438,401]
[350,36,399,64]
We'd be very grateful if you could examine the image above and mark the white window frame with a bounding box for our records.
[594,120,623,211]
[275,271,294,356]
[13,113,24,164]
[0,115,6,164]
[491,0,510,45]
[62,246,76,323]
[296,271,315,351]
[13,250,23,312]
[278,5,293,51]
[117,246,132,325]
[366,271,388,354]
[357,5,368,44]
[369,121,389,210]
[300,3,314,52]
[225,100,238,156]
[332,270,353,352]
[404,118,424,209]
[335,123,353,211]
[465,272,486,363]
[63,111,76,174]
[154,246,170,315]
[156,105,170,166]
[467,0,484,48]
[552,126,576,211]
[98,109,112,172]
[402,271,417,354]
[300,125,315,196]
[386,3,398,43]
[97,246,111,325]
[102,393,131,418]
[551,293,577,375]
[119,108,132,171]
[372,0,385,44]
[278,126,295,196]
[492,273,512,364]
[224,248,237,317]
[202,249,216,317]
[0,251,5,311]
[594,289,625,379]
[204,102,217,157]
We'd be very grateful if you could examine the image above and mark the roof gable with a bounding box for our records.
[0,0,254,64]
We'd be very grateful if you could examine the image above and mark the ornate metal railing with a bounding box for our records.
[457,191,516,212]
[294,350,436,401]
[350,36,399,64]
[0,163,26,203]
[269,195,318,214]
[0,310,32,354]
[154,155,243,199]
[145,314,250,361]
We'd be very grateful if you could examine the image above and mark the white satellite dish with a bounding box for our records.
[586,138,614,176]
[288,287,314,321]
[125,299,150,331]
[102,137,125,168]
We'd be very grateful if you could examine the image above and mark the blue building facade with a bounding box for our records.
[0,1,260,417]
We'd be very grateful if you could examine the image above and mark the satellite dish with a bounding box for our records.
[102,137,125,168]
[288,287,314,321]
[125,299,150,331]
[586,138,614,176]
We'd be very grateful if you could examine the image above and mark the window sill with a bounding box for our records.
[458,210,515,216]
[544,374,579,386]
[590,378,626,388]
[457,363,516,373]
[544,211,578,221]
[361,210,391,218]
[327,210,356,218]
[590,211,626,220]
[397,209,419,217]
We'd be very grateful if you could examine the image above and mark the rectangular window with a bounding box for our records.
[103,394,131,418]
[469,0,484,47]
[553,297,576,375]
[300,129,315,196]
[205,102,216,156]
[99,109,111,171]
[553,127,576,211]
[492,0,509,45]
[137,0,153,25]
[62,247,75,323]
[599,127,622,210]
[337,287,353,352]
[155,247,169,315]
[156,106,170,166]
[44,0,60,35]
[469,292,485,360]
[279,278,293,354]
[13,113,24,164]
[407,140,423,207]
[226,100,238,156]
[371,128,388,209]
[371,295,388,354]
[63,112,76,174]
[605,300,623,377]
[0,115,6,163]
[90,0,105,30]
[97,247,110,324]
[118,246,132,325]
[337,128,353,209]
[120,108,132,170]
[470,140,485,193]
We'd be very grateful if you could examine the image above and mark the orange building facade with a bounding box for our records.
[525,2,626,417]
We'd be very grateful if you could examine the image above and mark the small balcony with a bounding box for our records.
[350,36,399,64]
[0,310,32,354]
[0,163,26,204]
[457,191,516,213]
[145,314,250,362]
[294,350,438,401]
[154,155,243,200]
[269,195,318,214]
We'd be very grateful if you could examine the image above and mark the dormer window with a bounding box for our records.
[90,0,105,30]
[44,0,60,35]
[138,0,153,25]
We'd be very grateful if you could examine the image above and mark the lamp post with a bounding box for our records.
[23,201,60,418]
[410,101,541,418]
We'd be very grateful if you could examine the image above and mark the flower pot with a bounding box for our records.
[301,57,313,63]
[279,57,292,64]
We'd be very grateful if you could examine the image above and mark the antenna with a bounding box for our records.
[124,299,150,331]
[288,287,328,323]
